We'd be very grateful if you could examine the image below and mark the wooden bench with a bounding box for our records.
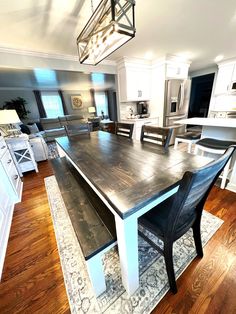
[50,157,117,297]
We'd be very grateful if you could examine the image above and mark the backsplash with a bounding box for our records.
[119,102,137,119]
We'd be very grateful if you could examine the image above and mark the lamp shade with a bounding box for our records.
[88,106,96,113]
[0,110,21,125]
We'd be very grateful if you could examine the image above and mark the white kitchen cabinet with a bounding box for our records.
[166,63,189,79]
[214,64,235,95]
[0,136,23,279]
[117,60,151,102]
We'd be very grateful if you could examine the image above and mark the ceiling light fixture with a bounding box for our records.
[77,0,136,65]
[214,55,224,62]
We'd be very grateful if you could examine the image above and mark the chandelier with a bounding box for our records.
[77,0,136,65]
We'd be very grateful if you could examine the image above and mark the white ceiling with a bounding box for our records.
[0,0,236,71]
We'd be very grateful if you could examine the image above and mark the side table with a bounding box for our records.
[6,136,38,176]
[29,136,48,161]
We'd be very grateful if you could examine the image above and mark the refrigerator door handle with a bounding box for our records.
[178,82,185,110]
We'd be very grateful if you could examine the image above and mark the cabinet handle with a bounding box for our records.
[7,159,12,164]
[138,90,142,97]
[14,175,18,180]
[1,145,6,149]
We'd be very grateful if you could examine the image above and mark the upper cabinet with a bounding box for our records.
[117,58,151,102]
[214,63,235,95]
[166,62,189,79]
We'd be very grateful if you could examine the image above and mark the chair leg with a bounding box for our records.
[220,158,231,189]
[187,142,192,154]
[174,138,179,150]
[194,145,199,155]
[192,221,203,257]
[163,242,177,294]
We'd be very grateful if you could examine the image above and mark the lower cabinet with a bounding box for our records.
[0,136,23,280]
[121,118,159,141]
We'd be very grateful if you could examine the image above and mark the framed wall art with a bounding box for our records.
[71,95,83,109]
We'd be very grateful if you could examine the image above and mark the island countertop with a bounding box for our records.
[175,117,236,128]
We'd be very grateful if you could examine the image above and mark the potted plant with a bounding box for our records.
[3,97,30,119]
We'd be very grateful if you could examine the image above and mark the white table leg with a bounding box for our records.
[115,215,139,296]
[56,143,66,157]
[86,254,106,297]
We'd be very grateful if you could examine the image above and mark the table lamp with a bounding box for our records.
[88,106,96,117]
[0,109,21,136]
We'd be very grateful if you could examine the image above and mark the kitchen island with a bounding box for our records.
[120,117,159,140]
[175,118,236,192]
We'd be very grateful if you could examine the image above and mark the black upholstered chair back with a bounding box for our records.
[167,145,236,239]
[115,122,134,139]
[140,125,173,149]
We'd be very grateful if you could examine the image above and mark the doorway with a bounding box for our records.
[188,73,215,118]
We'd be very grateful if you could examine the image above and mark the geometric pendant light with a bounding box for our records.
[77,0,136,65]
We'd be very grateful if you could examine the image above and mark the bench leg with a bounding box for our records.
[86,254,106,297]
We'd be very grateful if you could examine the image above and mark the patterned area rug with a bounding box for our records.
[47,141,59,159]
[45,176,223,314]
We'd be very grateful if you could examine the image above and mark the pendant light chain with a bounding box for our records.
[91,0,94,13]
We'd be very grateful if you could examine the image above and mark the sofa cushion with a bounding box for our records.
[40,118,61,130]
[27,123,39,134]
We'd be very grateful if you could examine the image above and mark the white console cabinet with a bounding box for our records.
[29,136,48,162]
[6,136,38,176]
[0,136,23,279]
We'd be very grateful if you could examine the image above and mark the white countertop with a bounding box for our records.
[120,117,158,122]
[175,118,236,128]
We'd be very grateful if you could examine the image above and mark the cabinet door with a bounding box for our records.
[118,68,128,102]
[166,63,189,79]
[118,65,151,102]
[214,64,234,95]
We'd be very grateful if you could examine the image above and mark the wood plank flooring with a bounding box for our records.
[0,160,236,313]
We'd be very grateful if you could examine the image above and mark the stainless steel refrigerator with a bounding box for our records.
[163,79,191,145]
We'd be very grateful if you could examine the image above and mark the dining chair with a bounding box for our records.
[65,123,90,137]
[194,138,236,189]
[115,122,134,139]
[140,125,173,149]
[138,145,236,294]
[174,131,201,153]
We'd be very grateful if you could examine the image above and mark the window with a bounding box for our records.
[94,91,109,118]
[41,91,64,118]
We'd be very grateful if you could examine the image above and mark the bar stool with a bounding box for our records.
[194,138,236,189]
[174,132,201,153]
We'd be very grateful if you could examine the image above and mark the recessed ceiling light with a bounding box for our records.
[144,51,153,60]
[214,55,224,62]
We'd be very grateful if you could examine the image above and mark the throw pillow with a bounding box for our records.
[20,124,31,135]
[27,123,39,134]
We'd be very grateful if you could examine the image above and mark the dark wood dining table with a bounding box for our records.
[56,131,212,295]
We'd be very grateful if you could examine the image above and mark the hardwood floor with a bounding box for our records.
[0,160,236,313]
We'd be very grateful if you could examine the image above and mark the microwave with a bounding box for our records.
[230,81,236,92]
